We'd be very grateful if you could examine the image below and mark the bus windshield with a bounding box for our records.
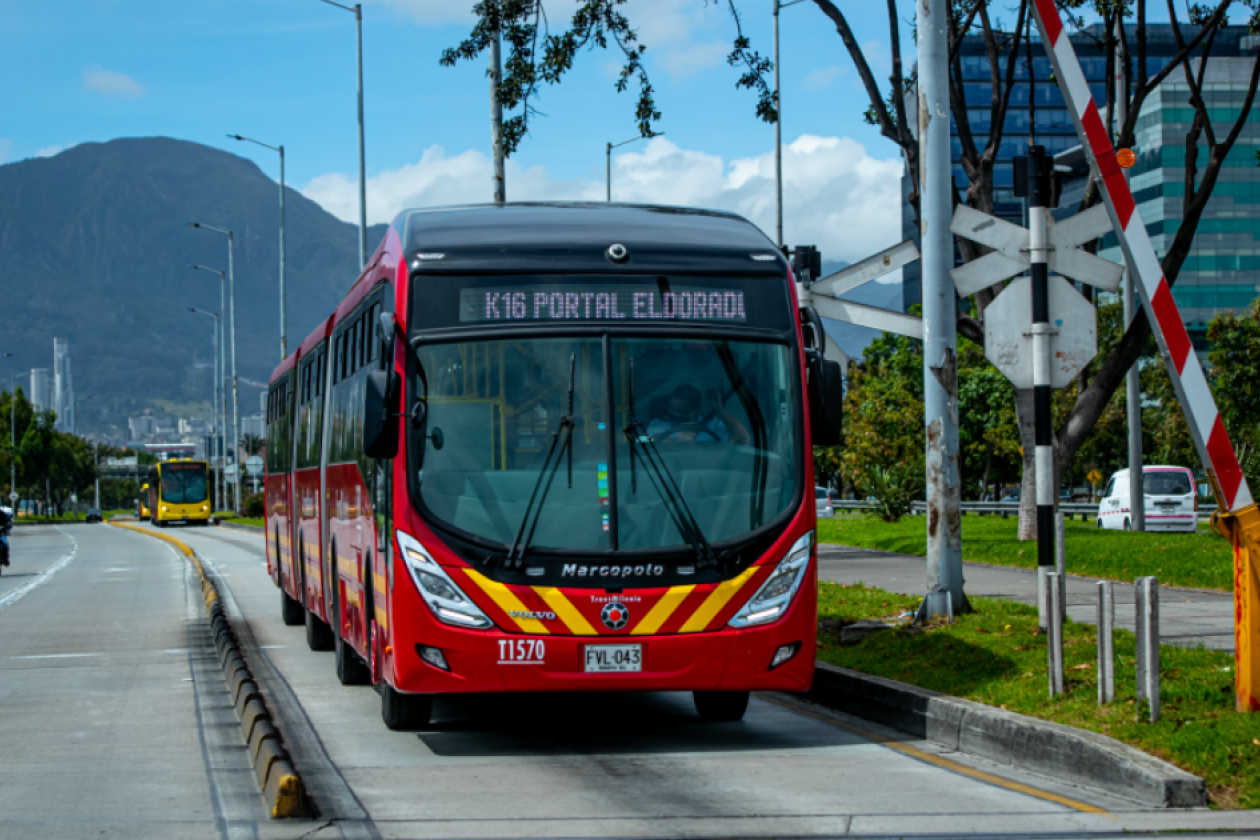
[160,463,209,505]
[414,337,798,554]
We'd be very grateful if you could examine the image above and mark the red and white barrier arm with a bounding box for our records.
[1031,0,1254,513]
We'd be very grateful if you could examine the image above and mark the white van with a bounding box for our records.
[1097,466,1198,532]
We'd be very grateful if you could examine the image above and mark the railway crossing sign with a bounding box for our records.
[983,276,1097,389]
[245,455,264,477]
[950,204,1123,297]
[798,239,924,343]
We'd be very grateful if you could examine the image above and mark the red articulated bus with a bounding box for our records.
[266,203,844,730]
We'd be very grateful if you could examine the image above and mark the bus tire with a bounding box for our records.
[381,682,431,731]
[281,587,305,626]
[305,608,334,651]
[693,690,750,722]
[335,632,370,686]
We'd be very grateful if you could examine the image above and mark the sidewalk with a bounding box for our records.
[816,543,1236,652]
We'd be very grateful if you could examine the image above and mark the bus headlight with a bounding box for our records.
[728,530,813,628]
[395,530,492,629]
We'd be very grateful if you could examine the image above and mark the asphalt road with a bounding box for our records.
[3,521,1259,839]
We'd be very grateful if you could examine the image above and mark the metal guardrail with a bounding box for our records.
[830,499,1213,521]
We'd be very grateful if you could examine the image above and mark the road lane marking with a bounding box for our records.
[0,527,78,614]
[758,693,1113,816]
[11,652,104,660]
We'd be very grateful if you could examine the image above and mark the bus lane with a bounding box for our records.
[164,523,1185,840]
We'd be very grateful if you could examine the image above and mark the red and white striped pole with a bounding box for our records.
[1030,0,1258,710]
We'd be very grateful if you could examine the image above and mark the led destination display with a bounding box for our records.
[459,285,747,324]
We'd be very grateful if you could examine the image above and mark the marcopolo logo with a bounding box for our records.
[509,610,557,621]
[561,564,665,578]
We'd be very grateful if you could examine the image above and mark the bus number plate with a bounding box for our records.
[584,644,642,673]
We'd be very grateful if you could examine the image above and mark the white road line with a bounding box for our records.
[0,527,79,614]
[11,652,104,660]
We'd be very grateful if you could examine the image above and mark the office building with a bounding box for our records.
[30,369,49,412]
[53,337,73,433]
[901,23,1254,313]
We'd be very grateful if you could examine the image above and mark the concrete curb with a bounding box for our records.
[109,521,312,818]
[807,661,1206,808]
[216,520,265,534]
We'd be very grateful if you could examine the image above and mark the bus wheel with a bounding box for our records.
[280,587,305,626]
[381,681,431,731]
[305,608,334,651]
[335,632,370,686]
[693,690,750,722]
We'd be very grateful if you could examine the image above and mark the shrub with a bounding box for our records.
[243,491,265,519]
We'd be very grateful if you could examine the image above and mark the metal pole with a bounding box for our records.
[1097,580,1115,704]
[606,142,612,202]
[228,233,240,515]
[1047,572,1064,696]
[774,0,783,248]
[1028,146,1058,603]
[1136,576,1161,721]
[490,23,505,203]
[10,373,15,503]
[212,312,222,513]
[355,4,368,265]
[1055,510,1066,621]
[1115,18,1144,532]
[916,0,966,618]
[279,145,287,360]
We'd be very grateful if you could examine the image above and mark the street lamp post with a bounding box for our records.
[773,0,806,249]
[187,307,223,514]
[317,0,368,266]
[187,224,240,515]
[229,135,287,360]
[605,133,662,201]
[8,365,32,512]
[190,264,229,514]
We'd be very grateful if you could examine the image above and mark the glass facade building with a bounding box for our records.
[901,23,1255,327]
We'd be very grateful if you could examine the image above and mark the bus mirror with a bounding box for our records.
[409,400,427,430]
[364,369,400,459]
[808,357,844,447]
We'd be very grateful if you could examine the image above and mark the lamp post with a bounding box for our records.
[187,307,224,514]
[229,134,287,360]
[316,0,368,266]
[189,264,229,514]
[605,133,662,201]
[8,365,32,512]
[773,0,806,249]
[187,223,240,515]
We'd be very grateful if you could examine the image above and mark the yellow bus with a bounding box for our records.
[147,459,212,527]
[138,484,150,519]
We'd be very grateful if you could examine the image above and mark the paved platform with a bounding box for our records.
[817,543,1236,651]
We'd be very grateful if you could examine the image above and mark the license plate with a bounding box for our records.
[584,644,642,673]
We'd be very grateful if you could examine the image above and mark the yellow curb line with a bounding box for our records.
[758,693,1113,816]
[110,521,311,818]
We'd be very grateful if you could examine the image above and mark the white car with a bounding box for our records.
[816,487,834,519]
[1097,466,1198,532]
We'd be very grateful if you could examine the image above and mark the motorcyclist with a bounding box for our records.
[0,505,12,568]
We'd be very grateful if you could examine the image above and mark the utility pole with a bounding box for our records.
[917,0,966,618]
[490,21,505,203]
[772,0,805,248]
[1115,17,1144,531]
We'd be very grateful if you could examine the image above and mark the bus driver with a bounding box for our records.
[647,384,751,445]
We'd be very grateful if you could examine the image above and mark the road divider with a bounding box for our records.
[110,521,310,818]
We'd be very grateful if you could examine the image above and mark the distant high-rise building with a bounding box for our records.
[30,369,49,412]
[53,338,73,433]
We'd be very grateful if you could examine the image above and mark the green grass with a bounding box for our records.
[818,513,1235,591]
[222,516,264,528]
[816,580,1258,809]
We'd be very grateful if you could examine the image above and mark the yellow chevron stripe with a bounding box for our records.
[464,569,551,634]
[679,565,761,633]
[375,606,389,630]
[631,585,696,636]
[533,587,598,635]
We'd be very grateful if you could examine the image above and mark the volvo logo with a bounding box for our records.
[601,602,630,630]
[509,610,556,621]
[562,564,665,578]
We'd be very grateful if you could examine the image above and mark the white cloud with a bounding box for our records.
[803,65,844,91]
[34,146,62,158]
[83,67,144,98]
[660,41,727,78]
[301,135,904,264]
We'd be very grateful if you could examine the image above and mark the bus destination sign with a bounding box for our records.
[460,285,747,324]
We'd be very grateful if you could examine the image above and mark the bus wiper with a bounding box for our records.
[504,354,576,570]
[624,360,720,572]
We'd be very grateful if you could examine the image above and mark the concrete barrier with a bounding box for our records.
[109,521,311,818]
[807,661,1205,808]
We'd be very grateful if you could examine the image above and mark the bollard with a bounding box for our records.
[1135,576,1161,722]
[1097,581,1115,704]
[1037,566,1050,631]
[1047,572,1064,697]
[1055,512,1067,621]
